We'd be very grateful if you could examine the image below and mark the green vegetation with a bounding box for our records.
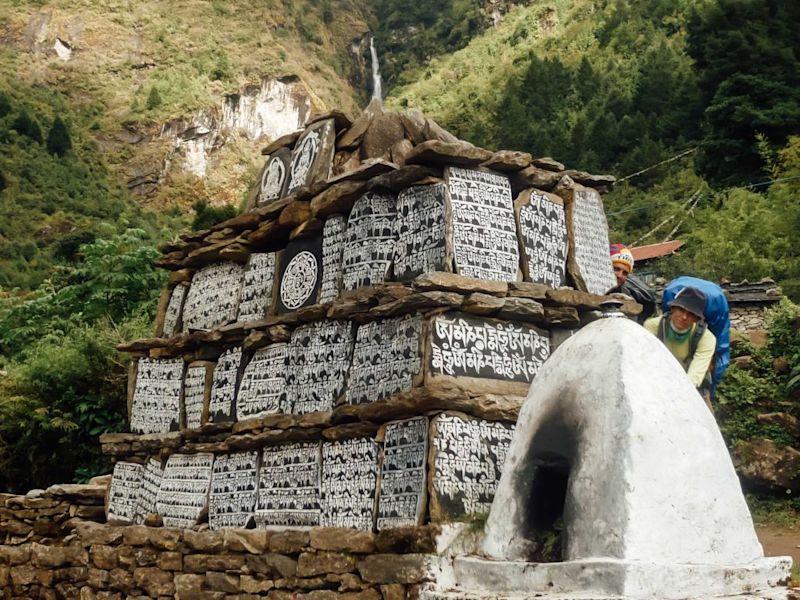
[0,230,165,491]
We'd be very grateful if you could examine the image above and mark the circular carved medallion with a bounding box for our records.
[280,251,318,310]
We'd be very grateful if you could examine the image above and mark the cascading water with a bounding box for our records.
[369,35,383,102]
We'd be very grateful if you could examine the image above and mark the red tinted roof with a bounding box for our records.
[629,240,685,262]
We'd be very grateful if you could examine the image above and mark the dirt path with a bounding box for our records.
[757,524,800,566]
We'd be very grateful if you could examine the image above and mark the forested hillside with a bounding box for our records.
[0,0,798,492]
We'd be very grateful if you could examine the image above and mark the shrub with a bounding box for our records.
[46,115,72,156]
[146,86,162,110]
[11,110,43,142]
[191,199,237,231]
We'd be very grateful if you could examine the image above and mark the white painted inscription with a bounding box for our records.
[209,451,259,530]
[236,344,288,420]
[162,285,186,337]
[182,262,244,332]
[107,462,143,524]
[281,251,318,310]
[347,315,423,405]
[156,453,214,529]
[286,321,354,414]
[209,347,242,422]
[447,167,519,281]
[260,155,287,205]
[287,129,320,194]
[394,184,448,280]
[431,414,515,517]
[341,192,397,291]
[321,438,379,530]
[429,314,549,382]
[319,215,346,303]
[237,253,276,322]
[571,189,617,295]
[129,358,184,434]
[183,364,210,429]
[519,191,568,288]
[256,442,321,528]
[377,417,428,530]
[134,457,163,524]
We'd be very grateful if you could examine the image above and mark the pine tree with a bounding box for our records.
[46,116,72,157]
[11,110,43,143]
[0,91,10,118]
[146,86,162,110]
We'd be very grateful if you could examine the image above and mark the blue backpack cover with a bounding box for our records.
[662,276,731,389]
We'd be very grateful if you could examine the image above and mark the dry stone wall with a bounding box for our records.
[0,105,634,598]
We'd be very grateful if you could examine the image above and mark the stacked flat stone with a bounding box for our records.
[107,105,632,533]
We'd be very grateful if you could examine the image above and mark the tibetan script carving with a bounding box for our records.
[429,413,514,520]
[237,253,276,323]
[209,451,259,530]
[377,417,428,530]
[183,363,212,429]
[107,462,143,524]
[568,188,616,295]
[516,190,568,288]
[182,262,244,332]
[209,347,242,422]
[286,120,334,194]
[429,314,549,383]
[134,458,163,524]
[341,192,397,291]
[129,358,184,434]
[321,438,379,530]
[277,237,322,314]
[156,453,214,529]
[255,442,321,528]
[346,315,423,405]
[286,321,354,415]
[319,215,346,304]
[447,167,519,281]
[394,183,448,280]
[259,148,290,206]
[162,285,186,337]
[236,344,288,420]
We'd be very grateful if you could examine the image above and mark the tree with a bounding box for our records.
[0,91,10,117]
[11,110,43,142]
[46,115,72,156]
[146,86,162,110]
[687,0,800,185]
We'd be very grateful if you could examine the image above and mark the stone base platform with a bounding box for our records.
[424,555,791,600]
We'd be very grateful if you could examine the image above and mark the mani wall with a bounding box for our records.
[0,105,635,599]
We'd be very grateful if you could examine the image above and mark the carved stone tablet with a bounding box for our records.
[258,148,291,206]
[427,313,549,394]
[107,462,143,524]
[285,119,336,194]
[162,285,187,337]
[377,417,428,530]
[129,357,184,434]
[515,189,568,288]
[321,437,380,530]
[286,321,354,415]
[236,344,288,420]
[209,451,259,530]
[346,315,424,405]
[255,442,321,528]
[276,236,322,314]
[394,183,449,281]
[446,167,519,281]
[237,253,276,323]
[562,185,616,295]
[319,215,346,303]
[134,457,163,524]
[209,347,243,422]
[341,192,397,291]
[183,262,244,332]
[183,362,214,429]
[156,453,214,529]
[428,413,514,521]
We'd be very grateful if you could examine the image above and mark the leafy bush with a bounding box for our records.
[11,110,42,142]
[191,199,237,231]
[46,115,72,157]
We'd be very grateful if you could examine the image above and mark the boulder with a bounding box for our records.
[733,439,800,493]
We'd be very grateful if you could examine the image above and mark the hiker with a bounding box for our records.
[644,286,716,399]
[608,243,656,323]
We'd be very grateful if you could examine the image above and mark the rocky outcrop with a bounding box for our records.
[733,439,800,493]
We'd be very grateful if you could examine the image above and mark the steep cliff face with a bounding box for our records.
[2,1,373,208]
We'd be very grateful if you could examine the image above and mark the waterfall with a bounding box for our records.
[369,35,383,102]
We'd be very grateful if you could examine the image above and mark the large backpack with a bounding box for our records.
[662,276,730,390]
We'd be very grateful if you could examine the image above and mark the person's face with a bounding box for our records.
[670,306,699,330]
[613,265,629,286]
